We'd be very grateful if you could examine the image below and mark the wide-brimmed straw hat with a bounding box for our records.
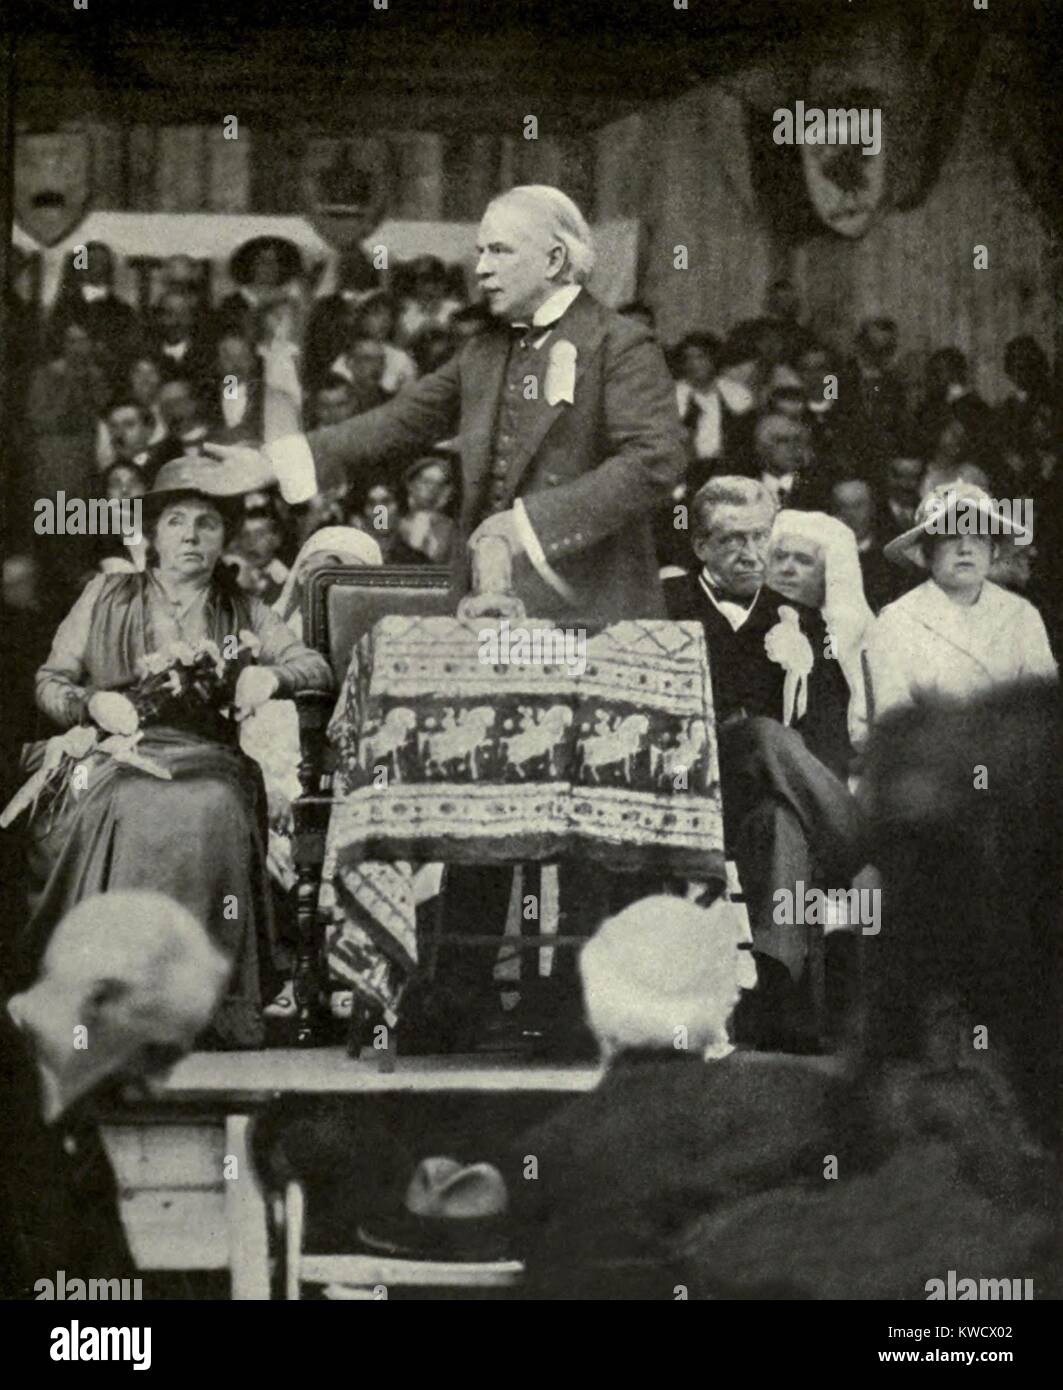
[883,481,1030,569]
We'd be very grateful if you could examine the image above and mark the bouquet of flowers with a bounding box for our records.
[105,631,263,738]
[0,631,263,830]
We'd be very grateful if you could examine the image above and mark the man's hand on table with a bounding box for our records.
[467,508,524,556]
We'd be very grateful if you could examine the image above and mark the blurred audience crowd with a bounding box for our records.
[9,243,1060,645]
[5,244,1060,952]
[655,282,1061,646]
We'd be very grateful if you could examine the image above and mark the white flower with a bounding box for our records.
[764,606,814,727]
[61,726,99,759]
[138,651,170,677]
[169,640,197,666]
[238,629,262,658]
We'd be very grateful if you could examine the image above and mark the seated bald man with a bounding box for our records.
[1,892,228,1299]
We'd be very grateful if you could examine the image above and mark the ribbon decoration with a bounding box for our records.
[544,338,577,407]
[764,605,815,728]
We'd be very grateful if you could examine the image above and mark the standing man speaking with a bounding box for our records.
[207,185,684,624]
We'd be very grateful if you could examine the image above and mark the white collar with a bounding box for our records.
[698,568,759,631]
[515,284,582,332]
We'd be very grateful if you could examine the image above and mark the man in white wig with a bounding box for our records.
[1,892,228,1298]
[766,508,877,756]
[501,892,843,1297]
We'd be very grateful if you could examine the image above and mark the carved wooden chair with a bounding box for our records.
[290,564,453,1043]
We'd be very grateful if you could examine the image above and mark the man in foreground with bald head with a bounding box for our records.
[208,184,684,625]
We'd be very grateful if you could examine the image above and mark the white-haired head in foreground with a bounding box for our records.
[13,892,229,1120]
[476,185,596,323]
[579,894,757,1063]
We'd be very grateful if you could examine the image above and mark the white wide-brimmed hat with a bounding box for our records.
[883,481,1030,568]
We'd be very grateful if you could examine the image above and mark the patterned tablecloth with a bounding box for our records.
[318,616,725,1021]
[325,615,724,873]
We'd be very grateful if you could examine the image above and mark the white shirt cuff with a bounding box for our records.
[265,434,318,505]
[513,498,576,603]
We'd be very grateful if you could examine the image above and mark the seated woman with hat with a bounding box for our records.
[23,457,332,1047]
[868,481,1056,720]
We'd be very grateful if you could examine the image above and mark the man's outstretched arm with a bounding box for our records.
[205,352,462,500]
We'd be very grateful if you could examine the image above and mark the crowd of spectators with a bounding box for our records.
[656,281,1062,650]
[10,245,1059,644]
[7,238,471,621]
[3,218,1060,1304]
[6,247,1061,819]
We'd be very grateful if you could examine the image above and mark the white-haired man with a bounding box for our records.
[500,893,843,1297]
[207,183,684,626]
[1,892,228,1298]
[204,187,685,1043]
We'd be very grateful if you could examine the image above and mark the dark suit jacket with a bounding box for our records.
[663,572,853,777]
[304,292,686,624]
[0,1006,134,1299]
[504,1050,843,1298]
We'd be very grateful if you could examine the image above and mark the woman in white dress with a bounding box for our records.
[868,482,1057,720]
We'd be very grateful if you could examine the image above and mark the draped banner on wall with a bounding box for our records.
[747,7,984,246]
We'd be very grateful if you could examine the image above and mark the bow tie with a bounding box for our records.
[702,574,756,606]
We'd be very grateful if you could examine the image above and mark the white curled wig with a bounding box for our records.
[772,509,877,749]
[490,184,597,285]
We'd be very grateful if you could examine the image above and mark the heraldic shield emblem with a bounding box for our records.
[15,129,92,247]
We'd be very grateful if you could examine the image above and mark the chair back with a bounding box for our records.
[304,565,454,679]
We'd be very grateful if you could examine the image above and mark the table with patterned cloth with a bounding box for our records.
[319,616,725,1022]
